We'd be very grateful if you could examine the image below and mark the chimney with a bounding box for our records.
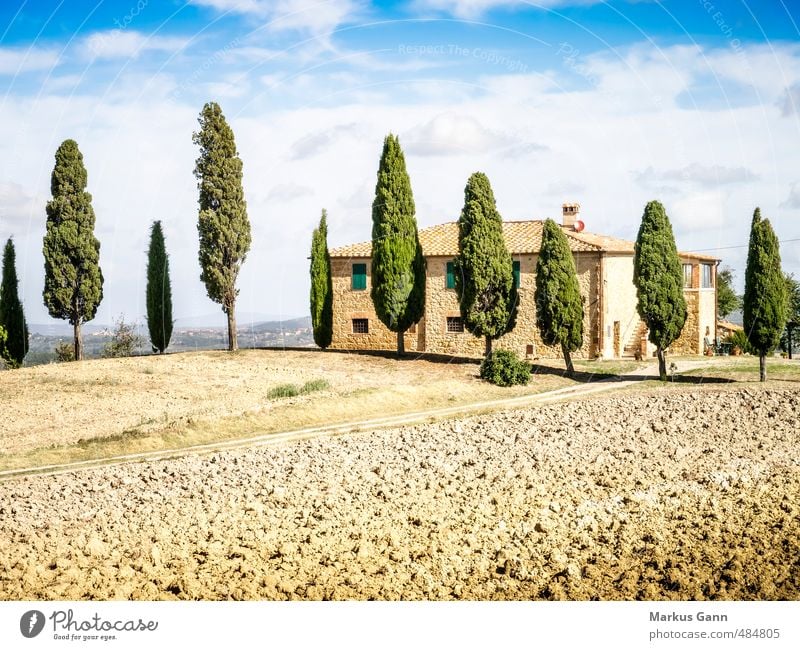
[562,202,580,228]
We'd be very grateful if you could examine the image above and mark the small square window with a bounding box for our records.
[446,316,464,333]
[683,264,693,288]
[352,263,367,290]
[352,318,369,334]
[701,264,713,289]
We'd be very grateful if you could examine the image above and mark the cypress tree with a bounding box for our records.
[146,221,173,354]
[534,218,583,375]
[743,207,786,381]
[0,238,29,368]
[633,200,687,381]
[309,209,333,349]
[43,139,103,361]
[193,102,251,352]
[370,133,425,356]
[453,172,517,358]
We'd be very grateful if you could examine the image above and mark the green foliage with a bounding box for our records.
[267,378,329,399]
[42,139,104,360]
[724,329,752,354]
[54,340,75,363]
[193,102,251,351]
[534,219,583,372]
[300,378,330,393]
[633,200,687,379]
[146,221,173,354]
[309,209,333,349]
[453,172,517,356]
[479,349,530,386]
[780,273,800,352]
[102,315,141,358]
[743,208,786,356]
[0,238,29,368]
[370,134,426,351]
[716,266,740,319]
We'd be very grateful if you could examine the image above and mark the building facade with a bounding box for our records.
[328,205,719,359]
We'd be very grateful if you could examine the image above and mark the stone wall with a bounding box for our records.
[329,257,419,352]
[672,291,700,355]
[422,254,600,360]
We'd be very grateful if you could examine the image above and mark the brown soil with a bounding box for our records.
[1,385,797,600]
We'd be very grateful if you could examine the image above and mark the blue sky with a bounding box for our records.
[1,0,799,327]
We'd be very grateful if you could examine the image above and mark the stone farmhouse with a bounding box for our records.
[327,204,719,359]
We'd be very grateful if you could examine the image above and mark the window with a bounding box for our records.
[701,264,713,288]
[513,260,521,288]
[446,261,455,289]
[683,264,693,288]
[446,317,464,333]
[352,263,367,290]
[352,318,369,334]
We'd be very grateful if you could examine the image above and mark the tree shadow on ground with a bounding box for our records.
[529,363,736,385]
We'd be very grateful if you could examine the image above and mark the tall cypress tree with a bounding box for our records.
[453,172,517,358]
[743,207,786,382]
[146,221,173,354]
[633,200,687,381]
[193,102,251,352]
[0,238,29,368]
[309,209,333,349]
[534,219,583,375]
[370,134,425,356]
[43,139,103,361]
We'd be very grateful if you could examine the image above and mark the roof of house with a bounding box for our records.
[329,220,719,261]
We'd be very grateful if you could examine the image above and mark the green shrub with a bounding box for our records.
[301,378,330,394]
[268,383,300,399]
[725,329,752,354]
[268,378,330,400]
[54,340,75,362]
[479,349,531,386]
[102,315,141,358]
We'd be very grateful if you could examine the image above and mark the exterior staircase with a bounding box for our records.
[622,320,647,358]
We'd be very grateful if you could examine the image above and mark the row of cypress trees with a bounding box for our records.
[310,136,787,383]
[29,101,247,364]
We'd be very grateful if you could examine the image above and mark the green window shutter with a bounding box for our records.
[352,263,367,290]
[513,260,520,288]
[446,261,455,289]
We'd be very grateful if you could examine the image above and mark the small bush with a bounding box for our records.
[268,378,330,400]
[479,349,531,386]
[102,315,141,358]
[54,341,75,363]
[725,330,752,354]
[301,378,330,394]
[268,383,300,399]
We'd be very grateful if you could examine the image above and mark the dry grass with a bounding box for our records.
[0,350,582,472]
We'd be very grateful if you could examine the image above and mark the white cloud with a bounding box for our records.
[288,122,361,159]
[0,182,45,233]
[636,163,758,188]
[81,30,190,61]
[403,113,545,157]
[0,46,60,75]
[266,182,315,201]
[190,0,362,38]
[781,183,800,209]
[779,83,800,117]
[412,0,601,19]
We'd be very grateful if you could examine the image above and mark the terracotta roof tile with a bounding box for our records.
[328,219,719,261]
